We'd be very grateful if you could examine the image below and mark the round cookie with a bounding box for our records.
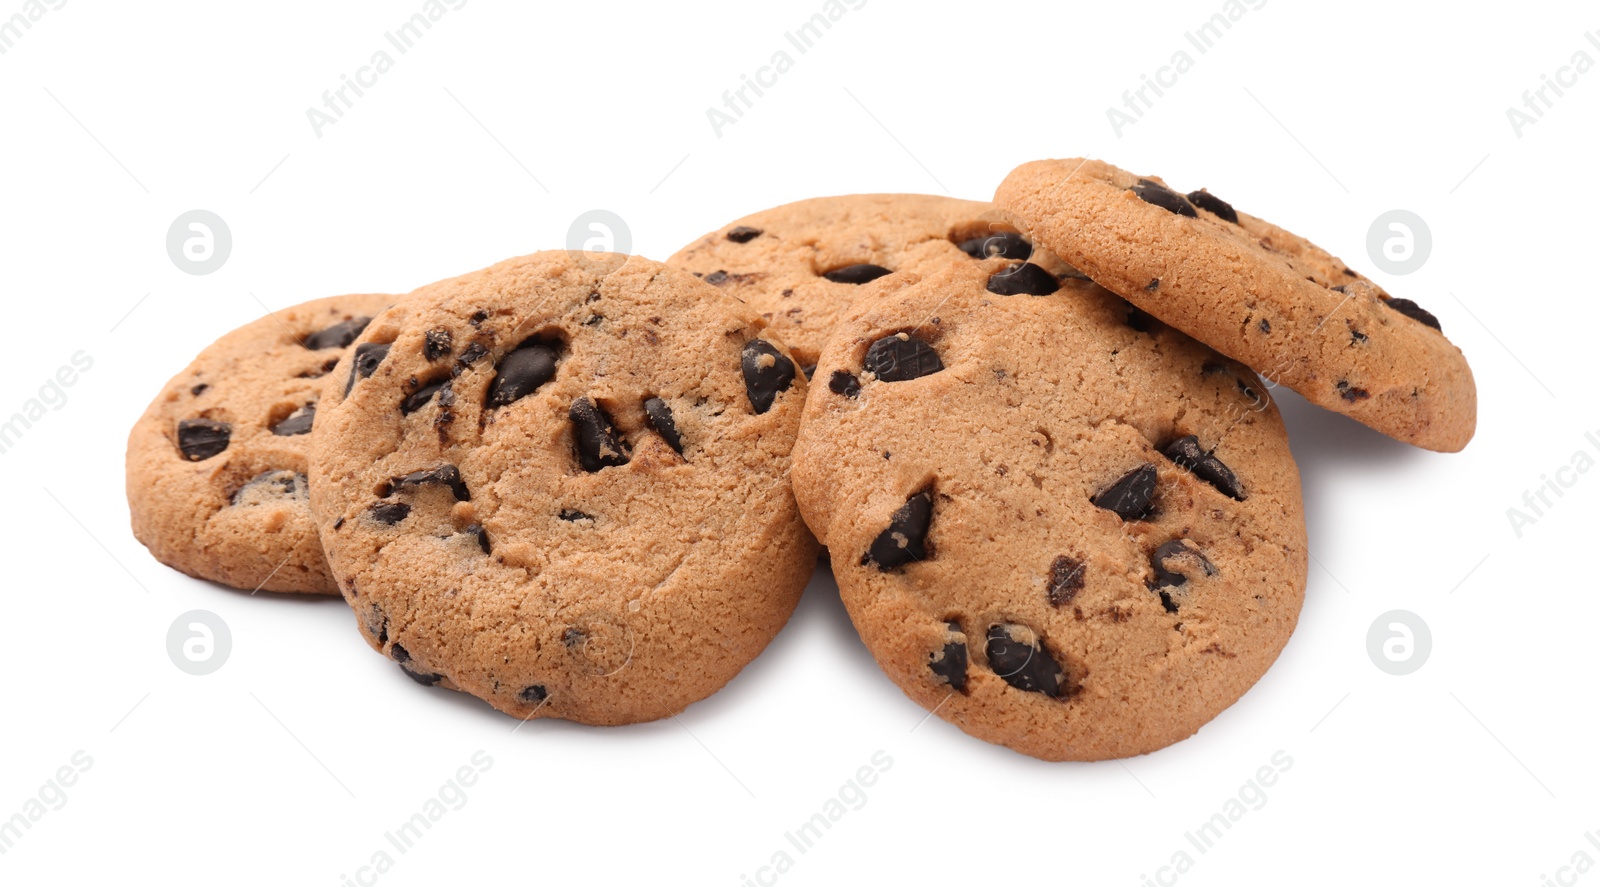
[308,251,818,726]
[669,194,1059,369]
[993,157,1476,452]
[126,293,394,593]
[791,259,1307,761]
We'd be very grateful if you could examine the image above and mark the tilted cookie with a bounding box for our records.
[994,157,1476,452]
[308,252,817,725]
[670,194,1075,369]
[791,259,1307,760]
[125,293,393,594]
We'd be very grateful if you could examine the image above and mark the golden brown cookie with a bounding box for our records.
[125,293,393,593]
[994,157,1476,452]
[308,252,817,725]
[791,259,1307,760]
[668,194,1044,369]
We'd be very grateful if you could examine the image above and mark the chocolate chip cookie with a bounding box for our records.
[669,194,1062,370]
[125,293,394,593]
[993,158,1476,452]
[791,259,1307,760]
[308,252,817,725]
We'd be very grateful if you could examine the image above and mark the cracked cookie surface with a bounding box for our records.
[994,157,1476,452]
[308,252,816,725]
[126,293,393,593]
[669,193,1061,370]
[791,259,1307,760]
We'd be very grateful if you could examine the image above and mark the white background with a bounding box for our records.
[2,1,1595,884]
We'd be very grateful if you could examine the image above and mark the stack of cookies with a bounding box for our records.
[126,158,1475,760]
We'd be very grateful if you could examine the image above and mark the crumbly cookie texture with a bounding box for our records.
[309,252,817,726]
[994,157,1476,453]
[791,259,1307,761]
[126,293,394,594]
[669,193,1075,369]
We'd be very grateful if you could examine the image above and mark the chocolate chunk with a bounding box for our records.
[1092,464,1158,520]
[643,397,684,455]
[1383,297,1442,331]
[388,464,470,501]
[401,379,450,415]
[559,509,593,522]
[985,625,1067,697]
[1132,179,1197,217]
[726,226,763,243]
[190,383,209,396]
[862,490,933,571]
[704,271,728,285]
[1186,189,1239,224]
[303,316,371,350]
[958,232,1032,260]
[344,342,390,396]
[1048,555,1087,607]
[1259,319,1271,333]
[469,310,488,326]
[864,334,943,382]
[270,405,316,437]
[1162,436,1246,500]
[424,328,453,361]
[1335,380,1370,401]
[823,264,893,285]
[487,343,559,408]
[519,685,548,704]
[177,419,230,461]
[741,339,796,414]
[462,523,491,554]
[828,370,861,398]
[367,502,411,524]
[456,342,489,370]
[987,262,1060,296]
[570,397,630,471]
[1150,540,1216,611]
[1145,278,1161,291]
[928,622,968,692]
[231,470,307,506]
[1350,329,1369,344]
